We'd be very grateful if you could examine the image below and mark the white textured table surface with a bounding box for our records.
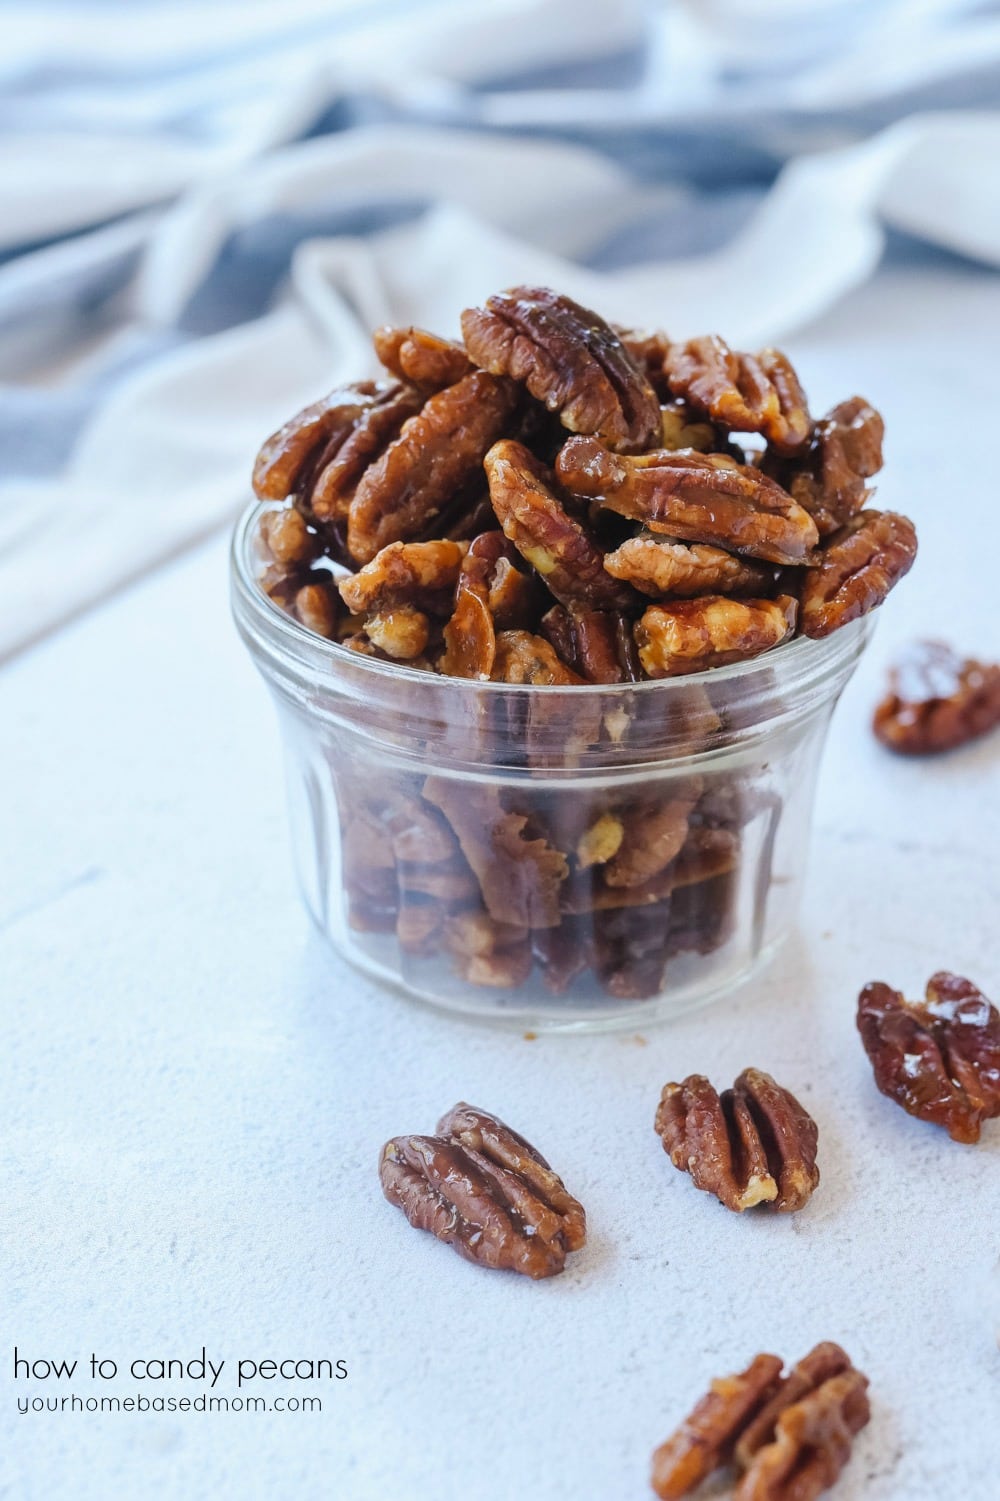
[3,262,1000,1501]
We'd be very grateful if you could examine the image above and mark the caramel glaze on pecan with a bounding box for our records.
[555,435,819,566]
[484,438,640,612]
[663,336,812,454]
[462,286,661,453]
[338,539,467,615]
[798,509,917,639]
[373,324,474,391]
[636,596,798,678]
[348,370,518,563]
[655,1069,820,1212]
[651,1345,870,1501]
[857,971,1000,1143]
[872,640,1000,755]
[379,1102,585,1279]
[540,604,642,684]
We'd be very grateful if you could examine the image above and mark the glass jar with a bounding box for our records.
[231,501,874,1031]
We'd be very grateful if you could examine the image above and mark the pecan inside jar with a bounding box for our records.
[872,640,1000,754]
[655,1068,820,1212]
[857,971,1000,1143]
[462,285,661,452]
[379,1102,585,1278]
[798,509,917,639]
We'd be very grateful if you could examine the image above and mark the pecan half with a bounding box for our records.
[491,630,583,686]
[462,286,661,452]
[798,509,917,639]
[364,606,430,660]
[252,381,386,501]
[773,396,884,536]
[540,605,641,684]
[423,779,569,928]
[484,439,638,612]
[735,1368,870,1501]
[605,534,774,599]
[857,972,1000,1143]
[337,539,467,615]
[555,436,818,566]
[652,1346,869,1501]
[373,324,473,391]
[872,640,1000,754]
[591,901,676,999]
[348,370,517,563]
[635,596,797,678]
[379,1103,585,1279]
[655,1069,820,1212]
[651,1352,785,1499]
[603,784,702,889]
[664,337,811,454]
[259,506,321,565]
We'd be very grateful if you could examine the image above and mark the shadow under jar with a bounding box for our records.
[232,502,873,1031]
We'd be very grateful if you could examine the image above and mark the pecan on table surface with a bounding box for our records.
[379,1102,585,1278]
[663,336,812,454]
[635,596,798,678]
[872,639,1000,754]
[651,1345,869,1501]
[555,436,819,565]
[655,1068,820,1212]
[798,509,917,639]
[857,971,1000,1143]
[462,285,661,452]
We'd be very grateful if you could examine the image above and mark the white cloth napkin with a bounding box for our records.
[2,0,1000,659]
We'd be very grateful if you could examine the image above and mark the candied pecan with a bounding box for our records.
[773,397,884,536]
[735,1369,870,1501]
[259,505,320,565]
[491,630,584,686]
[348,370,517,563]
[484,439,638,612]
[615,326,671,399]
[337,539,466,615]
[379,1102,585,1279]
[252,381,385,501]
[872,640,1000,754]
[443,913,534,989]
[857,972,1000,1143]
[440,552,496,681]
[423,779,569,928]
[373,324,473,391]
[667,868,737,957]
[664,337,811,454]
[799,509,917,639]
[734,1343,854,1470]
[636,596,797,678]
[603,784,702,889]
[468,531,542,630]
[592,901,674,999]
[364,606,430,660]
[532,916,593,995]
[555,436,818,566]
[652,1347,869,1501]
[462,286,661,452]
[655,1069,820,1212]
[294,579,341,638]
[651,1352,785,1499]
[605,534,774,599]
[308,384,426,524]
[540,605,640,684]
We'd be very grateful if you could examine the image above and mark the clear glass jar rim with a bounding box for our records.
[231,498,869,699]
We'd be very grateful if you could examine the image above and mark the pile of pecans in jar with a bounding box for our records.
[251,287,917,1000]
